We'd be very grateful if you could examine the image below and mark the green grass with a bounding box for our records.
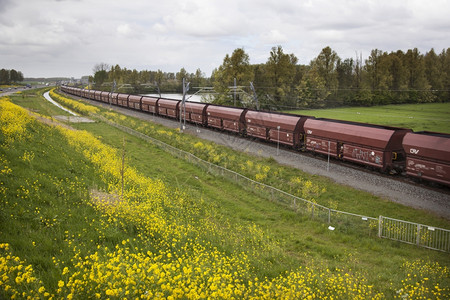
[0,112,107,290]
[9,88,70,117]
[53,113,450,287]
[82,107,449,229]
[286,102,450,133]
[12,89,450,229]
[2,90,449,298]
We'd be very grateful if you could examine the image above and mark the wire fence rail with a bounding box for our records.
[96,115,450,252]
[379,216,450,252]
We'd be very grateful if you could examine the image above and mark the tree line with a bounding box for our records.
[0,69,24,85]
[90,63,208,95]
[90,46,450,109]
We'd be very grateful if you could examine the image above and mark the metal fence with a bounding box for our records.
[96,115,449,252]
[379,216,450,252]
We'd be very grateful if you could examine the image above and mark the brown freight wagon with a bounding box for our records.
[74,88,81,97]
[94,91,103,101]
[183,102,209,125]
[304,119,411,171]
[158,98,180,119]
[117,94,129,107]
[402,132,450,186]
[81,89,89,99]
[110,93,119,105]
[244,111,308,148]
[87,90,96,100]
[128,95,143,110]
[100,91,110,103]
[205,105,246,134]
[141,96,159,114]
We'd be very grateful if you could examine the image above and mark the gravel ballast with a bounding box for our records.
[79,98,450,221]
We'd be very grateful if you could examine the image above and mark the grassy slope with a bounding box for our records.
[286,102,450,133]
[70,116,450,294]
[85,108,449,229]
[3,89,449,298]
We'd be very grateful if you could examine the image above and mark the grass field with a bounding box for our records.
[286,102,450,133]
[1,89,449,299]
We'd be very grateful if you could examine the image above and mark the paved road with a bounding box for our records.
[0,85,49,96]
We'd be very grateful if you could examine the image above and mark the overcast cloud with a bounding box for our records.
[1,0,449,78]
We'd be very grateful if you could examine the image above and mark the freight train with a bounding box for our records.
[60,86,450,187]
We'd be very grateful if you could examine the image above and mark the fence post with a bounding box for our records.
[417,224,421,246]
[101,118,450,252]
[378,216,383,238]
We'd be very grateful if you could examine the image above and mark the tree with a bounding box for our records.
[92,63,110,88]
[212,48,254,105]
[336,58,354,89]
[308,47,340,106]
[9,69,18,83]
[389,51,407,91]
[108,64,123,84]
[336,58,355,106]
[93,62,110,74]
[364,49,387,90]
[93,70,108,88]
[362,49,399,104]
[424,48,443,90]
[191,68,206,88]
[297,66,329,108]
[17,71,24,82]
[176,67,188,82]
[155,70,164,87]
[439,48,450,101]
[0,69,10,85]
[264,46,298,107]
[313,46,339,91]
[404,48,428,90]
[403,48,432,102]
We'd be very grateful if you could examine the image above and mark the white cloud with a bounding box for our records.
[117,24,131,36]
[0,0,449,78]
[260,30,288,44]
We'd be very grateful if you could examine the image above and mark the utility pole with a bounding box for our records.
[250,82,259,110]
[277,126,280,155]
[154,81,161,98]
[233,77,236,106]
[180,78,190,131]
[110,79,116,107]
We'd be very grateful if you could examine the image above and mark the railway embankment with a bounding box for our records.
[78,96,450,220]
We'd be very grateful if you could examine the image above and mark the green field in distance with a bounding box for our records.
[286,102,450,134]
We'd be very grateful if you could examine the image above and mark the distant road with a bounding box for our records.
[0,85,50,96]
[0,87,26,96]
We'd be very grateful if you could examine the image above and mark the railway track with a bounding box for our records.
[62,91,450,219]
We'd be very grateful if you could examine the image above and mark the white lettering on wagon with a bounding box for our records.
[352,149,369,161]
[307,130,312,134]
[410,148,420,154]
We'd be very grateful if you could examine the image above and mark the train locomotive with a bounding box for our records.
[60,86,450,187]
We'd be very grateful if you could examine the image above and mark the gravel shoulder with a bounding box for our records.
[79,98,450,220]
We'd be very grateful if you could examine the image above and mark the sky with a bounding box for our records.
[1,0,449,79]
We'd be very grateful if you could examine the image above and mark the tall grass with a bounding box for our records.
[1,92,449,299]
